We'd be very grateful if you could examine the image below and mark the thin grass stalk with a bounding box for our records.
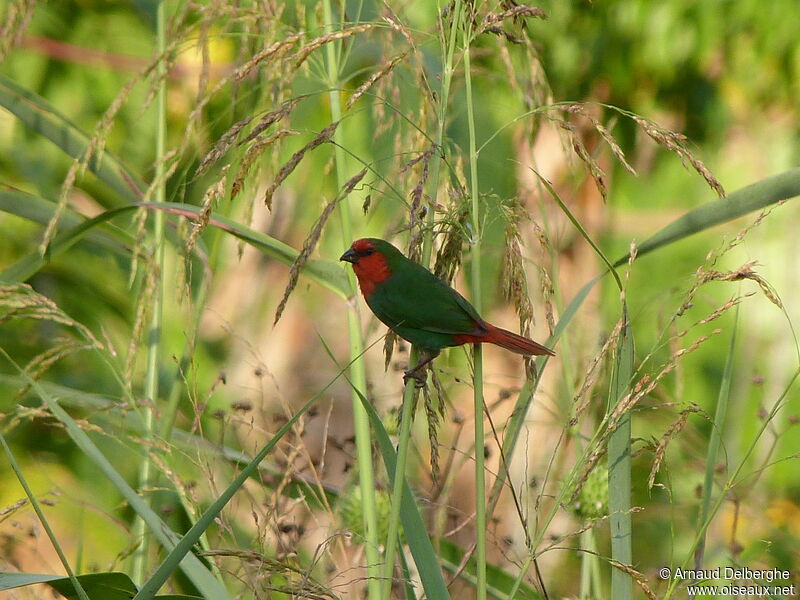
[694,305,737,568]
[533,168,635,596]
[461,16,487,600]
[133,377,334,600]
[420,0,462,266]
[0,433,91,600]
[578,528,601,598]
[132,0,168,583]
[381,371,420,599]
[505,378,628,598]
[321,2,381,597]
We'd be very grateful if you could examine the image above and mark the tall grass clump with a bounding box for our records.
[1,2,799,600]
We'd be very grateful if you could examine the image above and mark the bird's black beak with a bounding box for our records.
[340,248,358,263]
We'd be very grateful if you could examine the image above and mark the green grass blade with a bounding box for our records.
[0,571,202,599]
[0,435,90,600]
[0,184,131,251]
[614,167,800,266]
[0,204,139,283]
[0,349,231,600]
[322,0,383,591]
[608,311,634,600]
[533,171,623,290]
[0,74,145,205]
[352,382,452,600]
[0,201,350,297]
[695,306,738,565]
[131,0,168,580]
[149,203,350,297]
[133,376,340,599]
[488,275,600,517]
[381,366,418,599]
[2,374,339,509]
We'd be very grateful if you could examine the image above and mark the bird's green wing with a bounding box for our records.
[367,260,484,335]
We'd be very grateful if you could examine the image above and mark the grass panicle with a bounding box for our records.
[263,121,340,209]
[274,168,367,325]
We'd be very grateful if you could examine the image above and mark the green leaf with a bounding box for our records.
[614,167,800,266]
[0,184,132,252]
[1,374,338,509]
[133,376,339,599]
[147,203,350,298]
[0,201,350,298]
[0,351,232,600]
[0,75,145,206]
[607,311,634,600]
[695,307,738,566]
[353,384,453,600]
[0,571,202,600]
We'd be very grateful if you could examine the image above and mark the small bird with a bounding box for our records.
[340,238,554,382]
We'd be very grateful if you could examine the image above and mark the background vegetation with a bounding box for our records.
[1,1,798,599]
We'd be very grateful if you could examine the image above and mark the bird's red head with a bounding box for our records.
[340,238,392,298]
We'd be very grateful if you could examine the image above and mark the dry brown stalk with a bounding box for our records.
[125,262,158,382]
[346,50,411,110]
[608,560,660,600]
[483,5,547,27]
[566,104,636,175]
[15,337,92,399]
[0,0,37,61]
[531,221,556,333]
[0,284,100,347]
[423,383,442,484]
[382,330,398,372]
[632,115,725,197]
[381,13,415,48]
[243,98,305,145]
[187,174,227,254]
[232,129,298,199]
[555,117,608,200]
[647,405,702,488]
[292,24,373,69]
[570,318,625,426]
[433,207,468,283]
[405,147,436,217]
[273,168,367,325]
[696,262,783,309]
[501,200,534,334]
[196,117,254,176]
[263,121,340,209]
[234,32,305,82]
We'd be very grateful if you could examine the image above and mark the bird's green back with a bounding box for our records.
[364,239,484,351]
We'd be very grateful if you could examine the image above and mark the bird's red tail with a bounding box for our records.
[482,323,554,356]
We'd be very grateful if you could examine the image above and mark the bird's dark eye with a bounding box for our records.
[362,248,374,256]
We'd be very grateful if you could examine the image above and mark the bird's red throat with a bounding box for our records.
[353,253,391,298]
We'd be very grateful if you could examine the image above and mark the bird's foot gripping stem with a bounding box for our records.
[403,366,427,388]
[402,351,436,388]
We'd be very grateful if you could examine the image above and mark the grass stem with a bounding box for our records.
[132,0,167,583]
[463,12,487,598]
